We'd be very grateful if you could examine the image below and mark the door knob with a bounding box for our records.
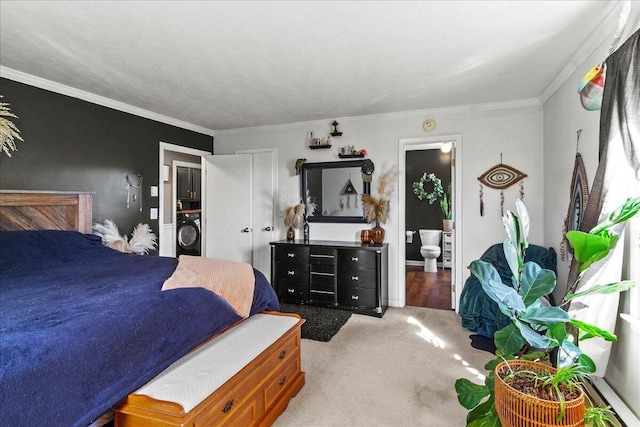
[264,226,273,231]
[241,227,251,233]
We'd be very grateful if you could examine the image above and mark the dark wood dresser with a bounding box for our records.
[270,240,388,317]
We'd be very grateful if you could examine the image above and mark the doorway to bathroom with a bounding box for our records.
[399,136,459,311]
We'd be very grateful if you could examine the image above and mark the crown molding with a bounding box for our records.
[215,98,542,135]
[0,66,216,137]
[540,1,627,104]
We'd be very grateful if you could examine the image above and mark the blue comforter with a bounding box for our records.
[458,243,557,338]
[0,230,279,427]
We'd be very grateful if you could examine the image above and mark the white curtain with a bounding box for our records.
[567,30,640,376]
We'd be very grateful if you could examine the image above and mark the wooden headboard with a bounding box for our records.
[0,190,93,233]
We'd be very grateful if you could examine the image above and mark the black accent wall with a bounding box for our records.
[0,78,213,254]
[405,149,451,261]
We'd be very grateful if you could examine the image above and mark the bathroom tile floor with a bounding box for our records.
[405,265,452,310]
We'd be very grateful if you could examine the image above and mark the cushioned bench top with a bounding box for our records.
[134,313,300,413]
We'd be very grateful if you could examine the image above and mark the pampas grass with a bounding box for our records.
[361,166,398,224]
[284,203,305,228]
[0,96,24,157]
[92,220,157,254]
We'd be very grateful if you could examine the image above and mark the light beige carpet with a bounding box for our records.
[274,306,494,427]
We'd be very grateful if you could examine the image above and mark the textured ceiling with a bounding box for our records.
[0,1,623,132]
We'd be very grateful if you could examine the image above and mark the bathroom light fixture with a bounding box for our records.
[440,142,453,153]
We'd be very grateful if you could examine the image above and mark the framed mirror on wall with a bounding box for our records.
[300,160,371,223]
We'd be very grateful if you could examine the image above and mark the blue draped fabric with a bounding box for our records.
[0,230,279,427]
[458,243,557,338]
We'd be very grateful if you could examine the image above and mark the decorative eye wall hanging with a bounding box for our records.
[477,154,527,216]
[560,130,589,261]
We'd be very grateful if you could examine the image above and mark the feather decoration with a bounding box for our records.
[92,219,156,254]
[93,219,128,247]
[128,223,158,254]
[361,166,398,224]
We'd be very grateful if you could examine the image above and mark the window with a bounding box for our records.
[620,214,640,331]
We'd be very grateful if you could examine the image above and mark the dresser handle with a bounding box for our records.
[287,253,295,257]
[279,376,287,386]
[287,270,295,275]
[279,350,286,359]
[287,288,295,293]
[351,276,359,281]
[351,256,358,261]
[351,295,359,300]
[222,399,234,413]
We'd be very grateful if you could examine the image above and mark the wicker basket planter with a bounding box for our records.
[494,360,585,427]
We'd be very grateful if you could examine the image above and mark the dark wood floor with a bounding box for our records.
[406,265,452,310]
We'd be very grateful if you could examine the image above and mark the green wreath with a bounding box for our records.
[412,173,444,204]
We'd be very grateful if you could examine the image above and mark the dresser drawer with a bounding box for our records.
[277,281,307,301]
[337,268,376,289]
[337,249,377,270]
[309,247,336,265]
[275,245,309,265]
[337,286,377,308]
[309,289,335,304]
[263,357,300,412]
[310,274,335,292]
[276,264,309,282]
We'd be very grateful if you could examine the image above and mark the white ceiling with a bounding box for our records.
[0,1,624,133]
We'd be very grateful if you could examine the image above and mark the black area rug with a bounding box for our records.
[278,303,352,342]
[470,334,497,354]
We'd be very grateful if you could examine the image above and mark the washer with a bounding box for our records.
[176,212,201,256]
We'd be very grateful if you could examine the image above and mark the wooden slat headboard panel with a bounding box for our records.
[0,191,93,233]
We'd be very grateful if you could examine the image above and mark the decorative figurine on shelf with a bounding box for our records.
[330,120,343,137]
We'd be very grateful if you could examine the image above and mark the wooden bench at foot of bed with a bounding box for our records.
[115,312,305,427]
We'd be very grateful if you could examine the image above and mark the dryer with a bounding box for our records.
[176,212,201,256]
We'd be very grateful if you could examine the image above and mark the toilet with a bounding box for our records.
[419,229,442,273]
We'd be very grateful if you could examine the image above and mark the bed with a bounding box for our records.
[0,190,304,427]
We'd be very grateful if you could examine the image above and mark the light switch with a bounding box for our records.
[150,186,158,197]
[150,208,158,220]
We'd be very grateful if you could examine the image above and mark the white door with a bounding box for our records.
[202,152,275,275]
[202,154,253,263]
[250,151,275,275]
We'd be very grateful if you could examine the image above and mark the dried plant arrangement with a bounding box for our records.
[0,96,24,157]
[284,203,305,229]
[361,166,398,224]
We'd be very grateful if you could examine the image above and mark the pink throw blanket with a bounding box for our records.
[162,255,255,318]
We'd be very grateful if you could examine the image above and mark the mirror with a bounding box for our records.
[300,160,371,223]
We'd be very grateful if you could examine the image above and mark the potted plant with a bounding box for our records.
[455,197,639,427]
[412,172,452,231]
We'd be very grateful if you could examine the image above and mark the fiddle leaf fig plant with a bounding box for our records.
[455,197,639,427]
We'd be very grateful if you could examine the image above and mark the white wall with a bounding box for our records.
[214,102,544,307]
[543,5,640,420]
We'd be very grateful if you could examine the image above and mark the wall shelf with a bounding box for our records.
[338,153,364,158]
[309,145,332,150]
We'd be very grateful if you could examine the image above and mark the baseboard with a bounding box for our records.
[588,377,640,427]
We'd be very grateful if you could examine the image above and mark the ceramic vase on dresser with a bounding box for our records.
[371,222,385,245]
